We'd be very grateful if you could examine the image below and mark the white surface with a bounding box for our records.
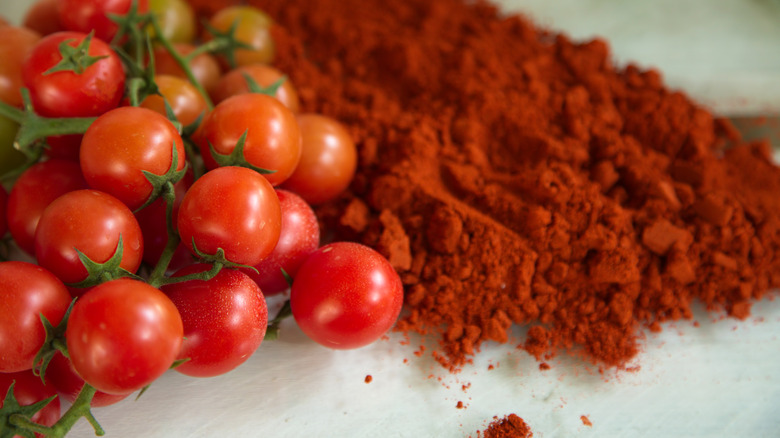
[2,1,780,437]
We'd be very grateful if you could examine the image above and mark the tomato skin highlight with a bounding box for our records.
[242,189,320,295]
[162,264,268,377]
[177,166,282,266]
[34,189,144,286]
[65,278,183,395]
[0,369,61,429]
[291,242,404,350]
[0,261,71,373]
[22,31,125,118]
[80,106,187,210]
[6,159,88,255]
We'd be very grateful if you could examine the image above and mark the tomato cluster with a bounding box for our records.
[0,1,402,436]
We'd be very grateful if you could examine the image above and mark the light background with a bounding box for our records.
[1,1,779,437]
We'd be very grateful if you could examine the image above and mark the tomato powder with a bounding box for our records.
[241,0,780,370]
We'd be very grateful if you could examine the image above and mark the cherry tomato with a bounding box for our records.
[152,43,221,96]
[178,166,281,266]
[204,6,274,68]
[139,75,209,127]
[281,113,358,205]
[162,264,267,377]
[23,0,65,36]
[134,167,194,273]
[0,369,61,430]
[291,242,404,350]
[23,31,125,118]
[147,0,196,44]
[44,134,82,161]
[80,106,187,210]
[210,64,300,112]
[34,190,144,286]
[197,93,301,186]
[0,25,41,108]
[46,352,130,407]
[0,261,71,373]
[58,0,150,43]
[66,278,183,395]
[242,189,320,295]
[0,186,6,238]
[7,159,88,255]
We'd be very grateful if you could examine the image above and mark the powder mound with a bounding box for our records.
[250,0,780,370]
[477,414,533,438]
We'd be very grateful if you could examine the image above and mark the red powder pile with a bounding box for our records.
[248,0,780,370]
[477,414,533,438]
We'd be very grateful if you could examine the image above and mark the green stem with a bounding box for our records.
[147,186,181,287]
[0,101,24,124]
[149,18,214,110]
[9,384,103,437]
[153,262,224,287]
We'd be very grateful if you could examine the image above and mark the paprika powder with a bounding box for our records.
[247,0,780,370]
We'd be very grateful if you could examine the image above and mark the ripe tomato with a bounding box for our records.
[291,242,403,349]
[23,0,65,36]
[152,43,221,96]
[0,25,41,108]
[7,159,88,255]
[34,190,144,286]
[80,106,187,210]
[58,0,150,43]
[65,278,183,395]
[162,264,267,377]
[23,31,125,118]
[210,64,300,113]
[147,0,196,44]
[204,6,274,67]
[197,93,301,186]
[177,166,282,266]
[0,369,61,429]
[281,113,358,205]
[139,75,209,127]
[242,189,320,295]
[46,352,130,407]
[0,261,71,373]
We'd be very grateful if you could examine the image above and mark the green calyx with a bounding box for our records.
[67,234,144,289]
[0,383,58,438]
[242,73,287,97]
[201,19,254,70]
[44,32,108,76]
[208,130,276,174]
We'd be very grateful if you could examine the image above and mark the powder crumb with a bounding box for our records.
[487,364,495,371]
[457,401,465,409]
[364,375,373,384]
[462,383,471,392]
[476,414,533,438]
[581,415,592,427]
[539,363,551,371]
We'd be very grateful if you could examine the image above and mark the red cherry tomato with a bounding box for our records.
[65,278,183,395]
[0,186,7,238]
[242,189,320,295]
[177,166,282,266]
[162,264,268,377]
[34,190,144,286]
[139,75,209,127]
[281,113,358,204]
[197,93,301,186]
[0,261,71,373]
[291,242,404,349]
[211,64,300,113]
[46,352,130,408]
[0,26,41,108]
[58,0,150,43]
[0,369,61,429]
[80,106,187,210]
[6,159,88,255]
[23,0,65,36]
[22,31,125,118]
